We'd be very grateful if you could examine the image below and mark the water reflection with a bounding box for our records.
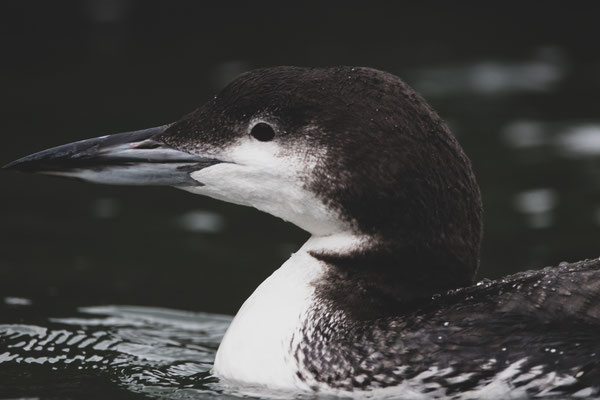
[513,188,558,229]
[502,120,548,149]
[4,297,33,306]
[503,121,600,158]
[412,48,565,97]
[558,125,600,157]
[0,304,232,398]
[175,211,226,234]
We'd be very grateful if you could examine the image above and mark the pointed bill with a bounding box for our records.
[2,125,221,186]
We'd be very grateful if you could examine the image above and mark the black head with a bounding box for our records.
[160,66,483,314]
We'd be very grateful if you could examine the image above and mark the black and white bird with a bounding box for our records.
[4,66,600,399]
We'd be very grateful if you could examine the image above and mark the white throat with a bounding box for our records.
[213,233,362,390]
[180,137,350,236]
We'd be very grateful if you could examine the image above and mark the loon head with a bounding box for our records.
[4,66,482,317]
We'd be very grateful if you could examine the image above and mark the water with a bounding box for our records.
[0,301,232,399]
[2,2,600,398]
[0,302,329,399]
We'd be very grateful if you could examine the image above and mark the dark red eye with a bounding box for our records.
[250,122,275,142]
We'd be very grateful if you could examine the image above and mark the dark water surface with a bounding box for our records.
[2,1,600,398]
[0,301,231,399]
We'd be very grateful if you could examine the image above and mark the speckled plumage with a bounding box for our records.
[294,258,600,397]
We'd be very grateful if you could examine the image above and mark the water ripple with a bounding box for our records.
[0,305,233,398]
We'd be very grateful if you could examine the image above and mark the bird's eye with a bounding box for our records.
[250,122,275,142]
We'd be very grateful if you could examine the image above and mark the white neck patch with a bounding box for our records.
[178,137,351,236]
[213,234,363,391]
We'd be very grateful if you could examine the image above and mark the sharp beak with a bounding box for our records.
[2,125,219,186]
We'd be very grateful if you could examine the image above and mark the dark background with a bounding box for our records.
[2,1,600,315]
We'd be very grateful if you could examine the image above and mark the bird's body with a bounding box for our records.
[296,258,600,398]
[4,66,600,398]
[215,237,600,398]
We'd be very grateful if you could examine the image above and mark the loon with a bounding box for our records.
[4,66,600,398]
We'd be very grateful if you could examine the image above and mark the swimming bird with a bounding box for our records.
[4,66,600,398]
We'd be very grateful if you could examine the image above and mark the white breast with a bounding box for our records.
[213,242,322,390]
[213,234,362,391]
